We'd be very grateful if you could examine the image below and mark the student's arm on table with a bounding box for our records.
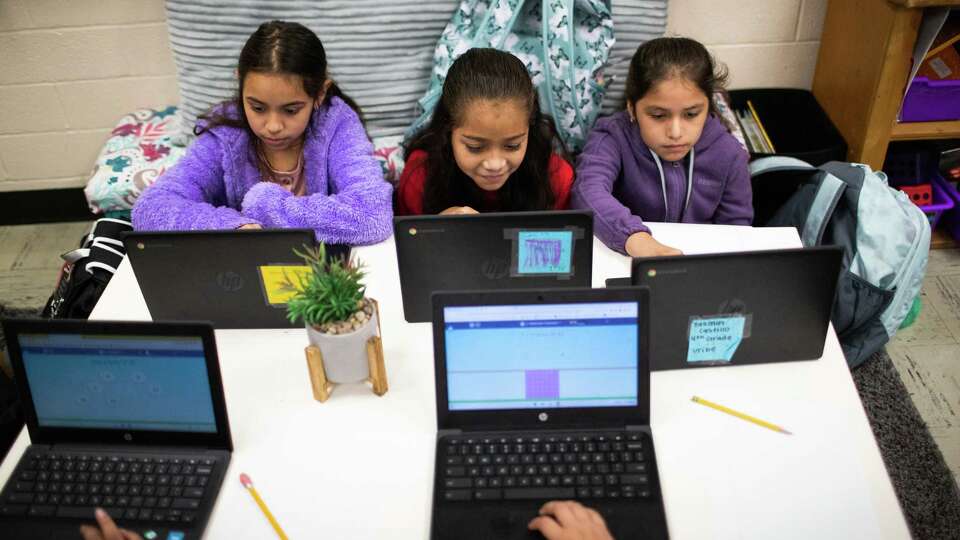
[241,114,393,245]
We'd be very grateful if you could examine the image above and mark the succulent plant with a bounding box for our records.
[283,243,366,327]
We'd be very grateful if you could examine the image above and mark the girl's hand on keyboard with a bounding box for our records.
[528,500,615,540]
[79,508,143,540]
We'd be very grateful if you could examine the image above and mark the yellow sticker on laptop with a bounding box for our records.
[258,265,312,305]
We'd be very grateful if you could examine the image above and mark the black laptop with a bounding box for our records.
[124,229,349,329]
[429,288,668,540]
[608,246,842,371]
[0,318,232,540]
[394,211,593,323]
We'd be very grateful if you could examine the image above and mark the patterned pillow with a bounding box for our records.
[84,107,186,216]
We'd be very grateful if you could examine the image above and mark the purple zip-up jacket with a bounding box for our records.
[132,96,393,245]
[571,111,753,254]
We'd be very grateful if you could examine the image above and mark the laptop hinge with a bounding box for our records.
[438,429,462,438]
[54,443,227,454]
[447,424,631,436]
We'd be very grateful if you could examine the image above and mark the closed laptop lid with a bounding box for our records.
[631,246,843,370]
[394,211,594,323]
[124,229,348,329]
[432,288,649,432]
[1,318,232,450]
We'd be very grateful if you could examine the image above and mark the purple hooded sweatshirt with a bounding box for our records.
[571,111,753,254]
[132,96,393,246]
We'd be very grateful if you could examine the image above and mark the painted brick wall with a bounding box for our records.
[0,0,826,194]
[0,0,178,193]
[668,0,827,89]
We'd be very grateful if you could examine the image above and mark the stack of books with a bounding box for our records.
[736,100,776,155]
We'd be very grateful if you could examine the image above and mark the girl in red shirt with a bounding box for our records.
[398,48,573,215]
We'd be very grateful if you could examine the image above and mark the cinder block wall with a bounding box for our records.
[668,0,827,89]
[0,0,178,193]
[0,0,826,194]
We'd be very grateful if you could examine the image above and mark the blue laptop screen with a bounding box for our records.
[18,332,218,433]
[443,301,639,411]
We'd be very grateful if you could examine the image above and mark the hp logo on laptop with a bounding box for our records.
[480,257,510,279]
[216,271,244,292]
[538,412,548,422]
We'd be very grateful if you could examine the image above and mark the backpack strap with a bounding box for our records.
[539,0,613,152]
[802,172,845,247]
[748,155,816,177]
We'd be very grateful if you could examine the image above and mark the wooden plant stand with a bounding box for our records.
[303,299,388,402]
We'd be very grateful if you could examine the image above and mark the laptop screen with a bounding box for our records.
[443,301,639,411]
[17,332,218,433]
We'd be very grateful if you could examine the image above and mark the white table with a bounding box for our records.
[0,223,910,539]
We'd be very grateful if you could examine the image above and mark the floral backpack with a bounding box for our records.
[405,0,615,153]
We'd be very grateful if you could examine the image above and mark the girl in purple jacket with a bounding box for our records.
[572,37,753,257]
[132,21,393,245]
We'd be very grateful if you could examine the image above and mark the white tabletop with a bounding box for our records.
[0,223,910,539]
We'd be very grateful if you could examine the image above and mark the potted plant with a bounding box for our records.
[283,244,382,388]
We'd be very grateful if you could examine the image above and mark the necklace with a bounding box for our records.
[256,140,304,189]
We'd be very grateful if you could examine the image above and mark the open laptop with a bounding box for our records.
[394,211,593,323]
[124,229,349,329]
[429,288,668,540]
[608,246,842,371]
[0,318,232,540]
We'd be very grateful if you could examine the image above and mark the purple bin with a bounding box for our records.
[921,177,955,229]
[900,77,960,122]
[937,175,960,241]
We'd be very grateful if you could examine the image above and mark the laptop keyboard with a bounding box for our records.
[0,450,221,524]
[439,432,654,502]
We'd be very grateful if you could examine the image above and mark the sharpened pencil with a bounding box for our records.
[240,473,289,539]
[692,396,792,435]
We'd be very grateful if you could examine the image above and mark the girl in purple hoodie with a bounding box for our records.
[572,37,753,257]
[132,21,393,245]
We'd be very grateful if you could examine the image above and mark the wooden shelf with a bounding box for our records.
[931,227,957,249]
[891,120,960,141]
[888,0,960,8]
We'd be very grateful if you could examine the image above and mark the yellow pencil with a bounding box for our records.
[240,473,289,539]
[691,396,792,435]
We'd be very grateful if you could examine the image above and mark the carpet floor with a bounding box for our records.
[854,348,960,540]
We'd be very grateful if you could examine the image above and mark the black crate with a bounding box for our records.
[728,88,847,166]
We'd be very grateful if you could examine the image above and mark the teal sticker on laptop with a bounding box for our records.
[516,230,573,275]
[687,315,746,364]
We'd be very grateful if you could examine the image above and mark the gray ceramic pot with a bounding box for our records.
[304,301,379,383]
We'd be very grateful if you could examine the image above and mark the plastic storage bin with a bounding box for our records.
[938,175,960,241]
[728,88,847,166]
[900,77,960,122]
[920,176,955,229]
[882,146,940,185]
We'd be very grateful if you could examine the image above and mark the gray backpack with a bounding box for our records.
[749,157,930,368]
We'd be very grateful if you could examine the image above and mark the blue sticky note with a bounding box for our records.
[517,231,573,274]
[687,315,746,363]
